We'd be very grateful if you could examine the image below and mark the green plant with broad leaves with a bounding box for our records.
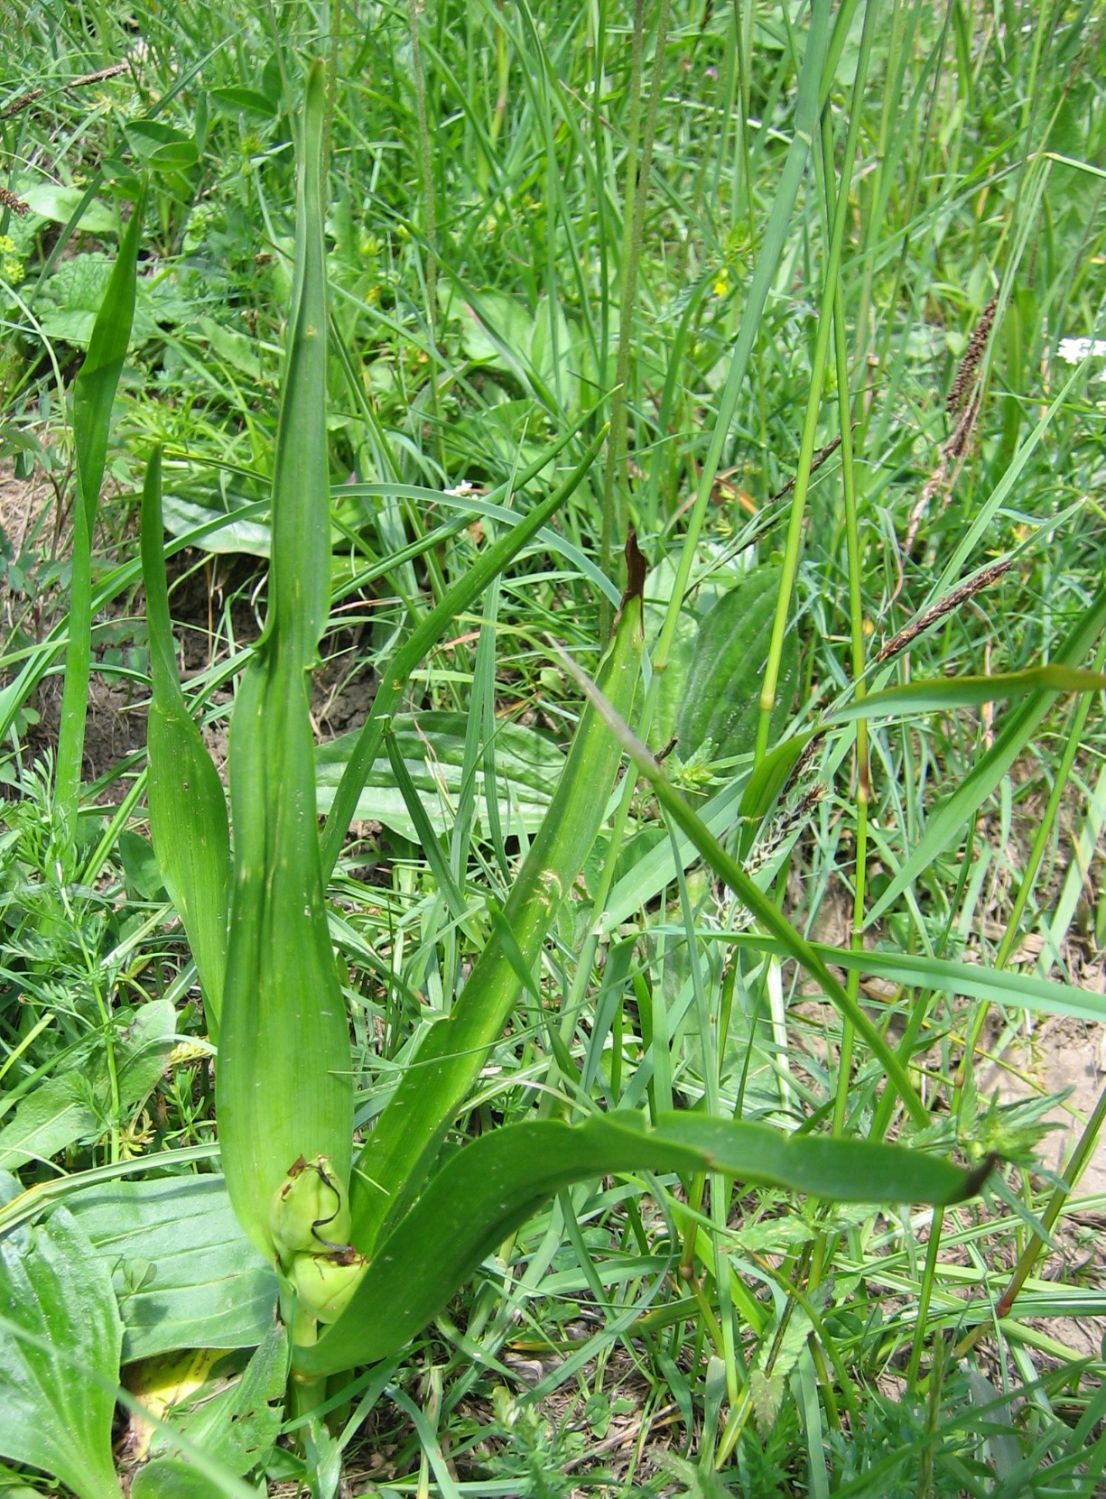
[0,62,996,1496]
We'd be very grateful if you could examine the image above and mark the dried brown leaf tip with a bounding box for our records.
[622,528,646,606]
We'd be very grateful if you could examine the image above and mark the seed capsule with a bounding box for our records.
[289,1245,368,1324]
[269,1153,352,1265]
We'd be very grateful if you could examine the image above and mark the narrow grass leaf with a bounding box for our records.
[829,665,1106,723]
[302,1110,986,1375]
[349,553,646,1252]
[54,190,145,841]
[320,422,610,877]
[865,584,1106,926]
[686,933,1106,1028]
[142,447,230,1036]
[562,653,931,1127]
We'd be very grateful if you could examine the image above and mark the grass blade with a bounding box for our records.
[829,665,1106,722]
[54,190,144,849]
[864,584,1106,926]
[561,650,932,1128]
[349,543,647,1252]
[319,422,610,878]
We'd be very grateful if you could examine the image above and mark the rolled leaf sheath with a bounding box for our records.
[350,558,645,1253]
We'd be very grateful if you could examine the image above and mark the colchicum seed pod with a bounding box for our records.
[269,1154,352,1265]
[289,1246,369,1324]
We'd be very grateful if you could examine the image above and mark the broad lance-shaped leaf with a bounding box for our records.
[0,1209,123,1499]
[299,1111,991,1376]
[65,1174,277,1361]
[676,565,798,760]
[218,62,352,1257]
[349,542,647,1254]
[142,447,230,1037]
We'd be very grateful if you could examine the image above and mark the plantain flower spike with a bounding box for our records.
[289,1246,369,1324]
[269,1153,352,1266]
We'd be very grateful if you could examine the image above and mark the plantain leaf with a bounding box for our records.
[65,1174,277,1360]
[677,566,798,759]
[142,448,231,1036]
[301,1110,988,1376]
[0,1209,123,1499]
[315,711,562,841]
[0,1074,98,1172]
[349,549,646,1254]
[0,1002,173,1172]
[217,62,353,1256]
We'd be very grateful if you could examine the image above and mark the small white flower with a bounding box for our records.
[1057,336,1106,364]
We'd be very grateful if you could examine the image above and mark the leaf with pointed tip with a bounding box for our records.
[828,665,1106,722]
[217,62,353,1257]
[142,449,230,1036]
[300,1110,987,1375]
[349,573,645,1254]
[0,1209,123,1499]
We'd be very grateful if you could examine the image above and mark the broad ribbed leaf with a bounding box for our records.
[300,1110,987,1375]
[0,1075,98,1172]
[0,1002,173,1171]
[349,552,646,1253]
[677,566,798,759]
[315,710,562,840]
[66,1175,277,1359]
[142,448,230,1035]
[0,1209,123,1499]
[218,62,352,1255]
